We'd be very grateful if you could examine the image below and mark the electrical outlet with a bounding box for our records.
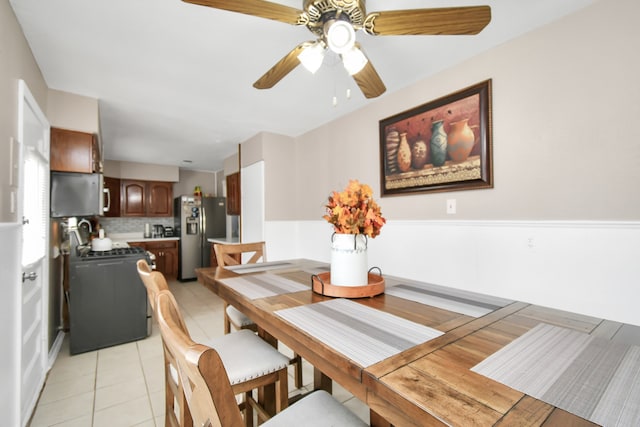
[446,199,456,214]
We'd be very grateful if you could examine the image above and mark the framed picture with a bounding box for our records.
[379,79,493,196]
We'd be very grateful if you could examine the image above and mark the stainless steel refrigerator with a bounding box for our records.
[175,195,227,280]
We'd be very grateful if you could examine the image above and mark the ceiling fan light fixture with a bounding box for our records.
[326,20,356,54]
[341,46,368,75]
[298,42,325,74]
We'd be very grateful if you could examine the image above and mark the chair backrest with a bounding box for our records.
[157,290,244,427]
[214,242,266,267]
[137,259,169,313]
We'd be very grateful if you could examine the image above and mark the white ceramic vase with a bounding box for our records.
[330,233,368,286]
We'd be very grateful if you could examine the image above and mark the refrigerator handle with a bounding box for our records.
[200,204,206,266]
[201,204,206,243]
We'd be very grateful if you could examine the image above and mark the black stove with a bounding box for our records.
[81,246,147,259]
[68,238,151,354]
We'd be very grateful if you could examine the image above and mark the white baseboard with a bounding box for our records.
[48,330,65,370]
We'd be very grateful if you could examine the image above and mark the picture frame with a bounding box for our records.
[379,79,493,196]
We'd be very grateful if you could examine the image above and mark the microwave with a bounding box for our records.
[50,172,106,218]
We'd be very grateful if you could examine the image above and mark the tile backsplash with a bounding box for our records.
[100,217,174,235]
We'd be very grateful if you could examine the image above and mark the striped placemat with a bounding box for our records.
[219,273,309,299]
[385,279,513,318]
[472,323,640,426]
[225,260,299,274]
[276,299,443,367]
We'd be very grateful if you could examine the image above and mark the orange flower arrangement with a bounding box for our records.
[323,180,386,238]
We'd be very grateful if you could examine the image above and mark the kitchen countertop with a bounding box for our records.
[207,237,240,244]
[108,232,180,245]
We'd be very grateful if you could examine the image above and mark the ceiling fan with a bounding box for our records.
[182,0,491,98]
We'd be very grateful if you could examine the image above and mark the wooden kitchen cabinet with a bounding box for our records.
[147,181,173,216]
[50,127,101,173]
[129,240,178,280]
[103,176,121,217]
[226,172,240,215]
[121,180,173,217]
[121,180,146,216]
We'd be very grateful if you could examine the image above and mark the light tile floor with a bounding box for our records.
[29,279,370,426]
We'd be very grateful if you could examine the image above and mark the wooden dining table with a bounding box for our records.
[197,259,639,427]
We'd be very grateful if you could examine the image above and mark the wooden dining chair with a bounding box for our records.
[137,259,190,427]
[214,242,304,389]
[156,290,368,427]
[137,261,291,426]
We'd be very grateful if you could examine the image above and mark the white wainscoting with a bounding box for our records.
[0,223,22,426]
[265,220,640,326]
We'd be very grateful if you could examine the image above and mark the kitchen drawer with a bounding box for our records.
[144,240,178,250]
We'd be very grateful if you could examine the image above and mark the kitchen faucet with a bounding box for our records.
[78,219,92,233]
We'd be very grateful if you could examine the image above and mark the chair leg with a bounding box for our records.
[244,391,253,427]
[276,369,288,413]
[223,302,231,334]
[291,354,303,389]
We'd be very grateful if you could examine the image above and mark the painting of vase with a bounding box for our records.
[430,120,447,167]
[447,118,475,163]
[378,79,493,196]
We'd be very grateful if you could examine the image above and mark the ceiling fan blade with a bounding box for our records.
[364,6,491,36]
[253,43,311,89]
[352,53,386,99]
[182,0,303,25]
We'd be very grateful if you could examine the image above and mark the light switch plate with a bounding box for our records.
[9,137,21,187]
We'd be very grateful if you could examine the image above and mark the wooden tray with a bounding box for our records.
[312,272,385,298]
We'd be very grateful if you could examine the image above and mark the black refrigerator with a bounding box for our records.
[175,195,227,280]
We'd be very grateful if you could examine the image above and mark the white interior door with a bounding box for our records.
[17,80,50,426]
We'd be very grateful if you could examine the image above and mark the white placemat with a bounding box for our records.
[225,260,299,274]
[386,279,512,317]
[276,298,443,367]
[219,273,309,299]
[472,323,640,426]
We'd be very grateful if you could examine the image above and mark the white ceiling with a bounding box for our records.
[10,0,594,172]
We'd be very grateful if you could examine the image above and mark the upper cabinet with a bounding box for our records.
[121,180,146,216]
[147,181,173,216]
[226,172,240,215]
[50,127,101,173]
[121,180,173,217]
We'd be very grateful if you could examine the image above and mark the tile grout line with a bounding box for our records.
[91,351,98,426]
[137,340,159,427]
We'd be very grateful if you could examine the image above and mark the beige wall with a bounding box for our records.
[223,152,239,176]
[0,1,48,222]
[286,0,639,222]
[103,159,179,182]
[262,132,296,220]
[46,89,99,133]
[240,134,264,169]
[174,169,217,198]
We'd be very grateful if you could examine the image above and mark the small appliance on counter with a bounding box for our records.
[163,226,174,237]
[144,223,152,238]
[152,224,165,238]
